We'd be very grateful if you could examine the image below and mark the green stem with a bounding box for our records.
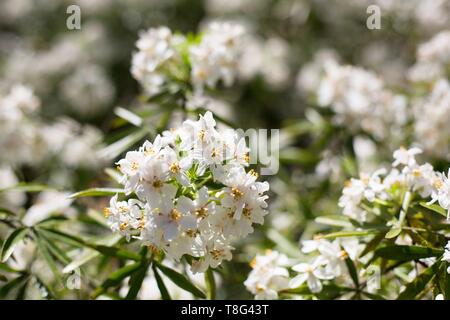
[205,268,216,300]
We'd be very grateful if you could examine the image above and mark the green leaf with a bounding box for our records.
[0,207,16,217]
[385,228,402,239]
[36,230,71,265]
[35,216,68,227]
[315,215,352,228]
[0,274,7,282]
[419,202,447,218]
[97,129,147,160]
[0,275,28,298]
[126,253,151,300]
[361,291,385,300]
[152,264,171,300]
[154,261,206,299]
[37,228,86,247]
[0,262,22,274]
[114,107,143,127]
[375,245,443,261]
[89,245,141,261]
[344,257,359,288]
[0,183,50,193]
[62,249,98,274]
[282,284,352,300]
[92,262,142,298]
[360,233,386,257]
[205,268,216,300]
[35,232,62,284]
[397,259,441,300]
[320,229,383,239]
[68,188,124,199]
[1,228,28,262]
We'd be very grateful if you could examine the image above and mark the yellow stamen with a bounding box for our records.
[169,162,181,173]
[195,207,209,218]
[103,207,111,218]
[169,209,182,221]
[231,187,244,199]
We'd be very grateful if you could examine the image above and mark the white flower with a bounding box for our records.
[190,21,244,93]
[244,250,290,300]
[392,147,422,167]
[289,258,335,293]
[428,169,450,219]
[131,27,180,96]
[443,241,450,274]
[106,112,269,272]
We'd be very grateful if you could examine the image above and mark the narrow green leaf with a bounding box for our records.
[68,188,124,199]
[397,259,441,300]
[282,284,351,300]
[89,245,141,261]
[320,229,382,239]
[15,277,29,300]
[36,230,71,265]
[0,275,28,298]
[0,183,50,193]
[439,261,450,300]
[360,233,386,258]
[62,249,98,274]
[35,232,62,284]
[114,107,143,127]
[126,258,150,300]
[315,215,352,228]
[362,291,385,300]
[154,261,206,299]
[97,129,147,160]
[0,262,22,274]
[36,216,68,227]
[345,257,359,288]
[152,264,171,300]
[37,228,85,247]
[419,202,447,218]
[376,245,443,261]
[385,228,402,239]
[0,207,16,217]
[1,228,28,262]
[92,262,141,298]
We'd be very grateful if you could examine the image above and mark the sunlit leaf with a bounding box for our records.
[68,188,124,199]
[397,259,441,300]
[1,228,29,262]
[376,245,443,261]
[154,261,206,299]
[152,264,171,300]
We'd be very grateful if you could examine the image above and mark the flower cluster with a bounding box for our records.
[131,22,245,96]
[288,238,363,294]
[189,22,245,93]
[0,84,41,165]
[244,250,290,300]
[105,111,269,273]
[313,62,408,141]
[412,79,450,158]
[245,238,365,299]
[338,147,447,222]
[409,30,450,83]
